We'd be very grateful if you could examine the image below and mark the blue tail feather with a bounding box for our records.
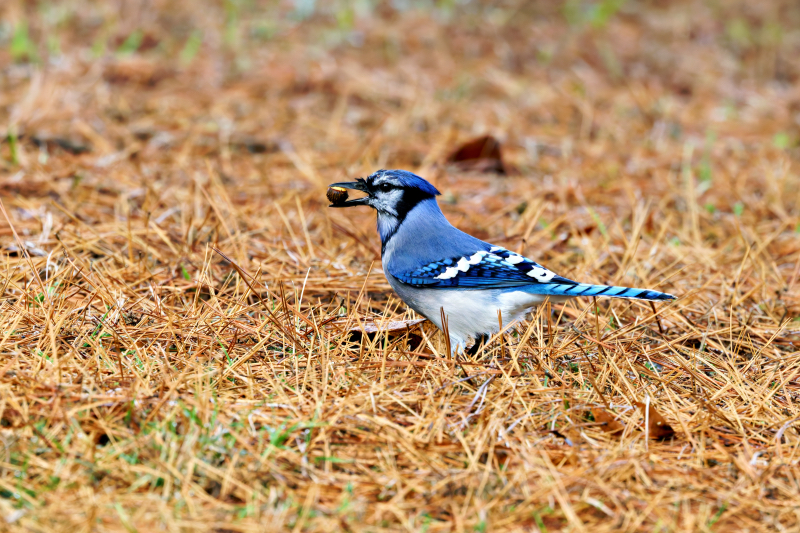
[527,283,675,301]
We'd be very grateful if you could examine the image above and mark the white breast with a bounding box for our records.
[385,273,567,353]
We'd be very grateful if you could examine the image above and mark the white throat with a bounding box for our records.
[377,212,400,246]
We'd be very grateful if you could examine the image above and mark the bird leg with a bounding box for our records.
[466,333,490,356]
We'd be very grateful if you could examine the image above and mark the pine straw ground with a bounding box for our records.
[1,1,800,532]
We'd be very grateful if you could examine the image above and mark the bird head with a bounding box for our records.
[328,169,440,217]
[329,170,443,245]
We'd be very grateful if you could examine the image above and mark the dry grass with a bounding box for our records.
[1,1,800,531]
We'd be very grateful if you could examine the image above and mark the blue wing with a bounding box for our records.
[389,245,676,301]
[389,246,579,289]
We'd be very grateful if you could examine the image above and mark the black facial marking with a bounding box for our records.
[392,187,436,221]
[366,174,437,221]
[365,171,439,251]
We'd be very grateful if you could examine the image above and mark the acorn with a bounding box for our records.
[326,186,349,204]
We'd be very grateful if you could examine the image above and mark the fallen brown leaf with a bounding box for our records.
[447,135,506,174]
[591,408,625,435]
[346,318,426,335]
[331,318,427,343]
[635,401,676,440]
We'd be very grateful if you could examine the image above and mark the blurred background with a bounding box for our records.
[2,0,800,301]
[2,0,798,186]
[2,2,800,529]
[1,0,799,303]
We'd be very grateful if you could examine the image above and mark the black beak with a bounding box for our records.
[328,180,371,208]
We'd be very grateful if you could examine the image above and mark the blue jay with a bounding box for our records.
[330,170,675,354]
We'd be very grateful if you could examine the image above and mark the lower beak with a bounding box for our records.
[328,181,371,208]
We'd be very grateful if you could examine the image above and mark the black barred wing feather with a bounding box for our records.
[391,246,579,289]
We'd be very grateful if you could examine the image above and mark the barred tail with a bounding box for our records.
[529,283,676,301]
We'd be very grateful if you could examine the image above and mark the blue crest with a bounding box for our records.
[367,170,441,196]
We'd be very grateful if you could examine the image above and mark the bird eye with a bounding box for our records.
[378,183,392,192]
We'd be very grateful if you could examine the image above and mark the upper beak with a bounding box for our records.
[328,181,371,208]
